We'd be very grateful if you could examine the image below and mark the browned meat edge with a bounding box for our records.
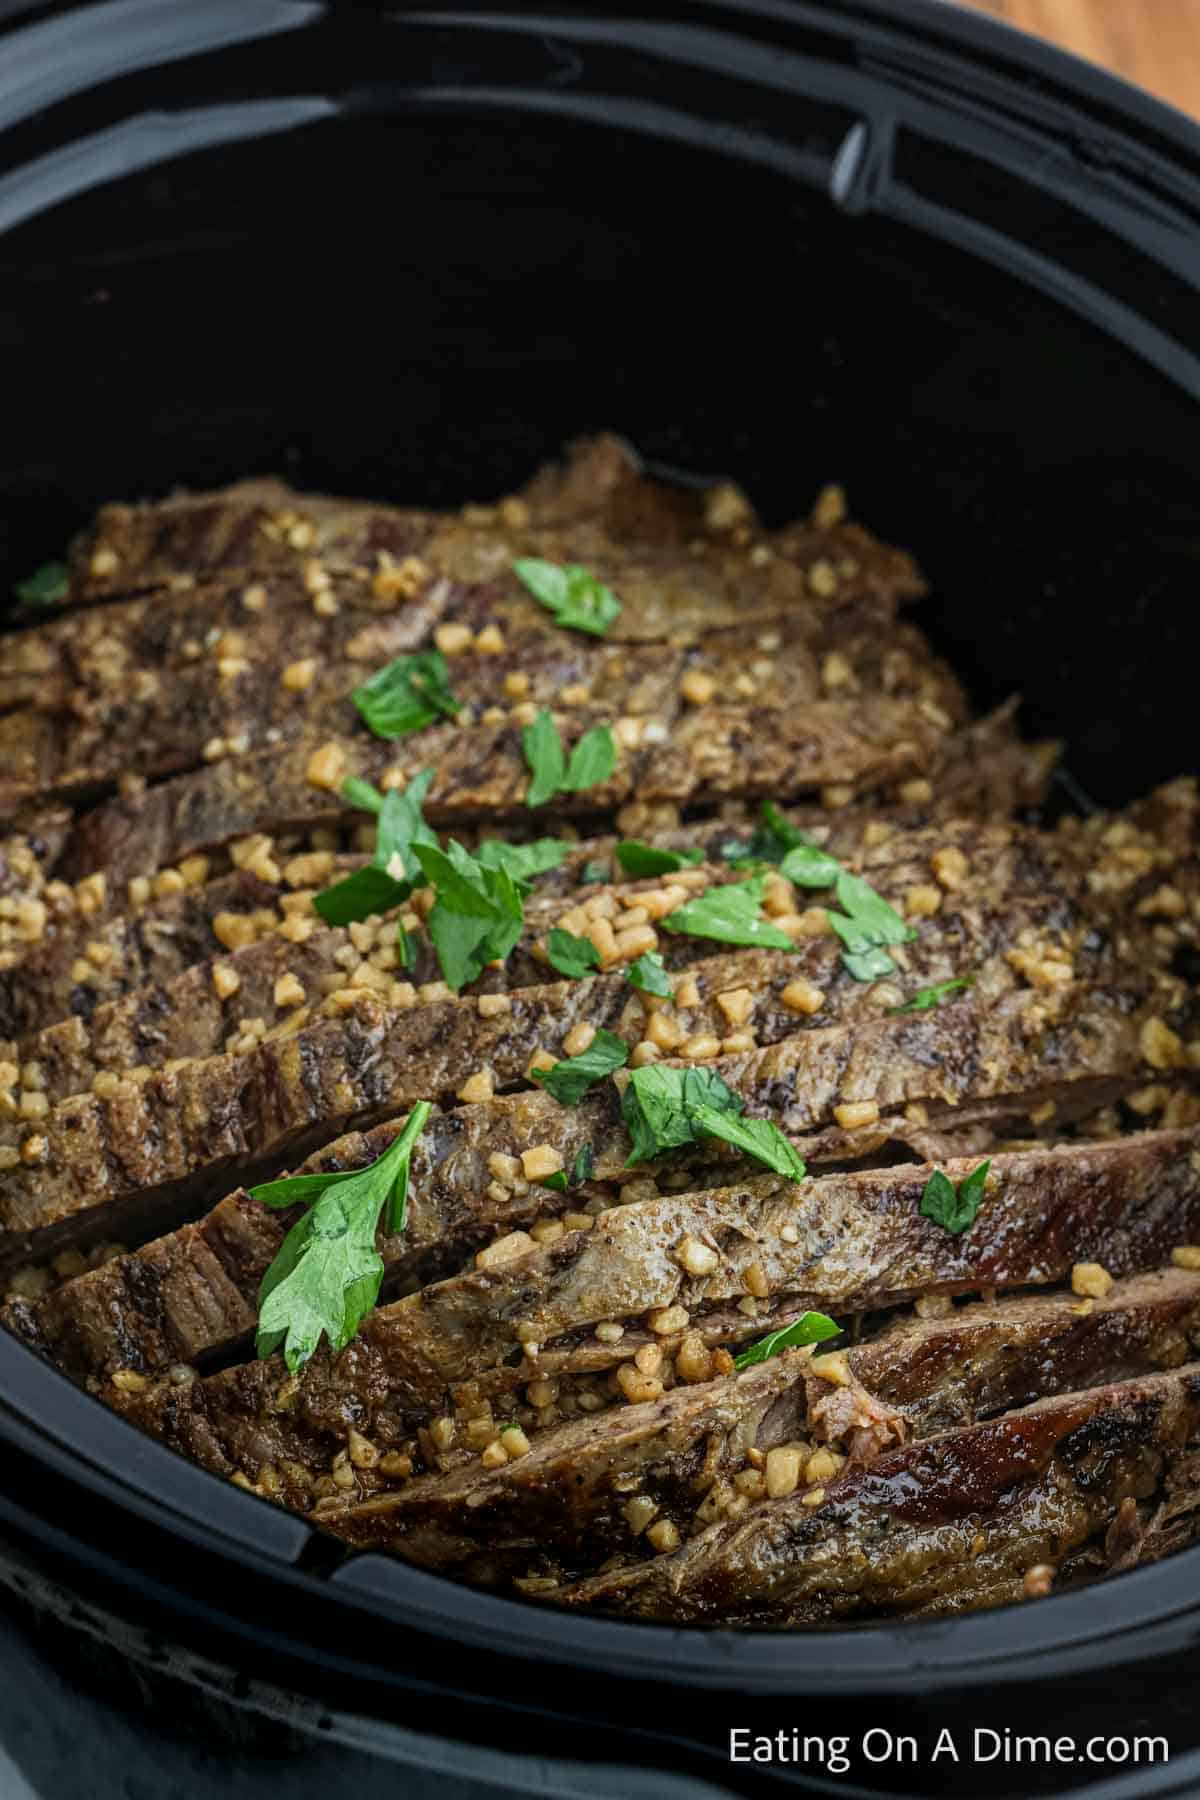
[107,1130,1200,1497]
[551,1364,1200,1622]
[305,1268,1200,1579]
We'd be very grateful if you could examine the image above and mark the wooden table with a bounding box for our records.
[957,0,1200,120]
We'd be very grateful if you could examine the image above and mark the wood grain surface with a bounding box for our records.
[957,0,1200,119]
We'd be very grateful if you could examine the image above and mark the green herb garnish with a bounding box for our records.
[626,950,672,998]
[395,919,415,971]
[540,1143,595,1192]
[686,1102,807,1182]
[353,650,461,738]
[253,1102,432,1373]
[14,560,69,606]
[521,709,616,808]
[546,927,601,980]
[513,558,622,637]
[413,838,525,992]
[476,837,570,891]
[919,1158,991,1235]
[342,774,386,815]
[313,770,437,926]
[615,841,705,878]
[891,977,973,1014]
[747,800,820,864]
[621,1064,803,1182]
[828,870,916,983]
[733,1310,840,1371]
[662,875,796,951]
[778,843,842,888]
[531,1029,629,1104]
[581,859,610,884]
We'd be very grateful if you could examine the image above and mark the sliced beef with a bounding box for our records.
[59,695,953,886]
[308,1267,1200,1574]
[0,868,283,1044]
[552,1365,1200,1622]
[108,1131,1200,1497]
[0,943,1174,1265]
[13,810,1118,1107]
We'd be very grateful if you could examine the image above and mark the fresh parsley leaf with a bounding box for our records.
[342,775,385,815]
[477,837,570,892]
[540,1142,595,1192]
[686,1102,806,1183]
[581,859,610,884]
[353,650,461,738]
[414,839,524,991]
[395,919,415,971]
[546,927,601,980]
[733,1310,840,1371]
[778,843,841,888]
[513,558,622,637]
[253,1102,432,1372]
[616,840,705,877]
[14,560,69,605]
[563,725,616,792]
[919,1158,991,1235]
[521,709,566,807]
[313,770,437,926]
[626,950,672,998]
[828,868,916,983]
[621,1064,746,1167]
[531,1029,629,1104]
[521,709,616,806]
[890,977,973,1014]
[662,875,796,951]
[747,801,820,864]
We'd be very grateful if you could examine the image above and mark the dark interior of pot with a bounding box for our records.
[2,3,1200,1795]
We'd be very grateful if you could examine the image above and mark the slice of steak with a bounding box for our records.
[0,939,1172,1265]
[0,614,967,814]
[0,564,451,717]
[14,808,1114,1106]
[552,1365,1200,1622]
[58,695,952,886]
[306,1267,1200,1577]
[0,868,285,1044]
[107,1130,1200,1498]
[7,1066,1095,1389]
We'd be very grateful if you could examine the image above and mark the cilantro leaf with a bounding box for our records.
[662,875,796,951]
[616,841,705,877]
[540,1142,595,1192]
[522,709,615,806]
[621,1064,746,1167]
[546,927,601,980]
[581,859,610,884]
[353,650,461,738]
[313,770,437,926]
[414,839,524,991]
[563,725,616,792]
[253,1102,431,1372]
[395,919,414,971]
[531,1029,629,1104]
[521,709,566,807]
[919,1158,991,1235]
[686,1102,806,1182]
[733,1310,840,1371]
[890,977,973,1014]
[513,558,622,637]
[14,560,69,606]
[626,950,672,998]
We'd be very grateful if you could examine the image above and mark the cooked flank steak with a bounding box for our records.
[2,436,1198,1628]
